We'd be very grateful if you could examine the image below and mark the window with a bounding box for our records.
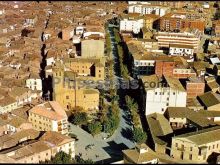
[166,103,169,106]
[155,92,157,95]
[162,108,164,112]
[66,96,69,99]
[175,143,178,147]
[189,154,192,160]
[190,147,193,151]
[173,92,175,95]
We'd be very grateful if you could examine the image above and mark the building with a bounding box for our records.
[205,77,220,93]
[52,61,100,112]
[155,30,201,52]
[214,64,220,76]
[28,101,69,135]
[128,3,169,17]
[159,12,205,32]
[212,20,220,37]
[63,57,105,81]
[62,26,74,41]
[26,73,42,91]
[119,13,144,34]
[164,107,216,130]
[0,131,75,163]
[170,126,220,163]
[198,92,220,111]
[81,39,104,58]
[186,77,205,98]
[143,75,187,115]
[155,60,175,77]
[122,143,159,164]
[146,113,173,154]
[169,44,194,57]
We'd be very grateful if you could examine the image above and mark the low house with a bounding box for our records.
[198,92,220,111]
[146,113,173,154]
[205,77,219,93]
[164,107,216,130]
[26,73,42,91]
[122,143,159,164]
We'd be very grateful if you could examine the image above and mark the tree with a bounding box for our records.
[71,112,88,126]
[87,121,102,136]
[132,127,147,144]
[51,151,74,164]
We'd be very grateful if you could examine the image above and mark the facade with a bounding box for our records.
[169,44,194,57]
[26,74,42,91]
[52,61,100,112]
[186,77,205,98]
[63,57,105,81]
[81,39,104,58]
[170,126,220,163]
[28,101,69,135]
[159,13,205,32]
[155,61,175,77]
[128,4,169,17]
[144,76,187,115]
[155,30,201,52]
[120,17,144,34]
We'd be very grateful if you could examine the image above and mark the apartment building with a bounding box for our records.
[52,61,100,112]
[159,12,205,32]
[0,131,75,163]
[155,30,201,52]
[186,77,205,98]
[128,3,169,17]
[170,126,220,163]
[155,60,175,77]
[119,13,144,34]
[28,101,69,135]
[143,75,187,115]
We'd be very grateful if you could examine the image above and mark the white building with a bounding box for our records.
[169,44,194,57]
[144,76,187,115]
[120,17,144,34]
[128,4,169,17]
[26,74,42,91]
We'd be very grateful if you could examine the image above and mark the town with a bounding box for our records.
[0,1,220,164]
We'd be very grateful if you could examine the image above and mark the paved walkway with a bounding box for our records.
[69,124,111,162]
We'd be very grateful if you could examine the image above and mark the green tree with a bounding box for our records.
[71,112,88,126]
[132,127,147,144]
[88,121,102,136]
[51,151,74,164]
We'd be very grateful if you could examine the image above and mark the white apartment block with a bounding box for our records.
[120,18,144,34]
[145,76,187,115]
[155,30,201,52]
[128,4,169,17]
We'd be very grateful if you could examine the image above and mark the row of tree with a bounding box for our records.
[40,151,94,164]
